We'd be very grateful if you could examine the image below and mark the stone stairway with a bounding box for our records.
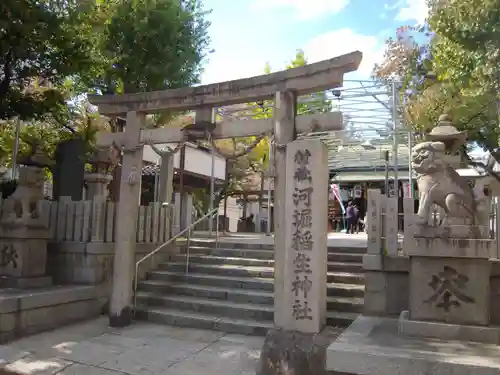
[135,239,365,335]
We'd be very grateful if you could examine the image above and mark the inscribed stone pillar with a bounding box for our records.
[158,152,174,237]
[181,193,193,229]
[273,90,297,327]
[173,192,181,235]
[282,139,328,333]
[109,111,145,327]
[158,152,174,204]
[257,138,331,375]
[53,138,85,200]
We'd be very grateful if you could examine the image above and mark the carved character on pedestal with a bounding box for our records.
[412,141,486,231]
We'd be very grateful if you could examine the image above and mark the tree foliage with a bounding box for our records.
[0,0,213,171]
[96,0,212,95]
[374,5,500,155]
[0,0,96,120]
[427,0,500,93]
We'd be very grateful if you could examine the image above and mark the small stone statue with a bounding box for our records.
[1,140,51,225]
[411,113,490,235]
[412,141,478,224]
[1,166,45,224]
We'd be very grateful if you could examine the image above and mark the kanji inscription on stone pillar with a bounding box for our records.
[282,139,328,333]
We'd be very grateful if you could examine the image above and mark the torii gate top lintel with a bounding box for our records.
[88,51,362,116]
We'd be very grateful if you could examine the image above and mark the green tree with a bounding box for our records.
[0,0,97,120]
[375,16,500,176]
[94,0,211,96]
[375,22,500,150]
[428,0,500,94]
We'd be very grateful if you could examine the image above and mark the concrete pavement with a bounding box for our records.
[0,318,263,374]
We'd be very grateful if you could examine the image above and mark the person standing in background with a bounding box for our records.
[345,201,356,234]
[353,203,360,234]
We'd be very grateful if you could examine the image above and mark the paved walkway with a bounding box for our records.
[0,318,263,374]
[194,231,370,248]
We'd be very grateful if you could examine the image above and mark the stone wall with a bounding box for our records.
[47,242,177,285]
[0,285,106,343]
[363,254,500,323]
[363,255,409,317]
[0,242,178,344]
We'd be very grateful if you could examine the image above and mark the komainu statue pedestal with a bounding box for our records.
[0,223,52,289]
[400,231,498,343]
[0,164,52,289]
[327,115,500,375]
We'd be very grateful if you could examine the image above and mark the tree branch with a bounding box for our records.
[461,148,500,184]
[211,134,267,160]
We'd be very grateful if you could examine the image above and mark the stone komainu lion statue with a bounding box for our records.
[412,141,487,227]
[1,166,45,224]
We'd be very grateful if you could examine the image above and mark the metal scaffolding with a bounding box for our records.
[216,79,410,176]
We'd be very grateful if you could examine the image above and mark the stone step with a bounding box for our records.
[168,254,362,272]
[327,283,365,298]
[328,246,366,255]
[179,246,275,260]
[170,254,275,267]
[139,281,274,305]
[144,274,365,296]
[185,239,367,254]
[136,306,272,336]
[136,292,273,321]
[148,271,274,290]
[136,294,360,331]
[184,240,274,250]
[328,252,364,263]
[328,296,364,313]
[178,247,365,261]
[156,263,365,283]
[329,262,363,272]
[326,311,360,327]
[137,282,364,313]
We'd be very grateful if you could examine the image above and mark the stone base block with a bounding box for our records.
[0,238,48,278]
[257,327,339,375]
[410,256,491,326]
[408,235,495,258]
[399,310,500,344]
[0,285,106,343]
[327,316,500,375]
[0,275,52,289]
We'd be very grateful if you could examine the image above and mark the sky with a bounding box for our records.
[200,0,429,85]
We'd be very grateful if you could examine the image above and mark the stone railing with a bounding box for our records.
[366,189,500,257]
[364,192,500,320]
[0,196,179,286]
[366,189,401,256]
[0,196,177,244]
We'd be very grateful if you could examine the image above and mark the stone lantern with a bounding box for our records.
[0,141,54,288]
[427,114,467,168]
[84,146,119,200]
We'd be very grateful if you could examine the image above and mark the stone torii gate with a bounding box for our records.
[88,51,362,328]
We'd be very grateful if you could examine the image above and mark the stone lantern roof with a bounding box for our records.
[427,114,467,153]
